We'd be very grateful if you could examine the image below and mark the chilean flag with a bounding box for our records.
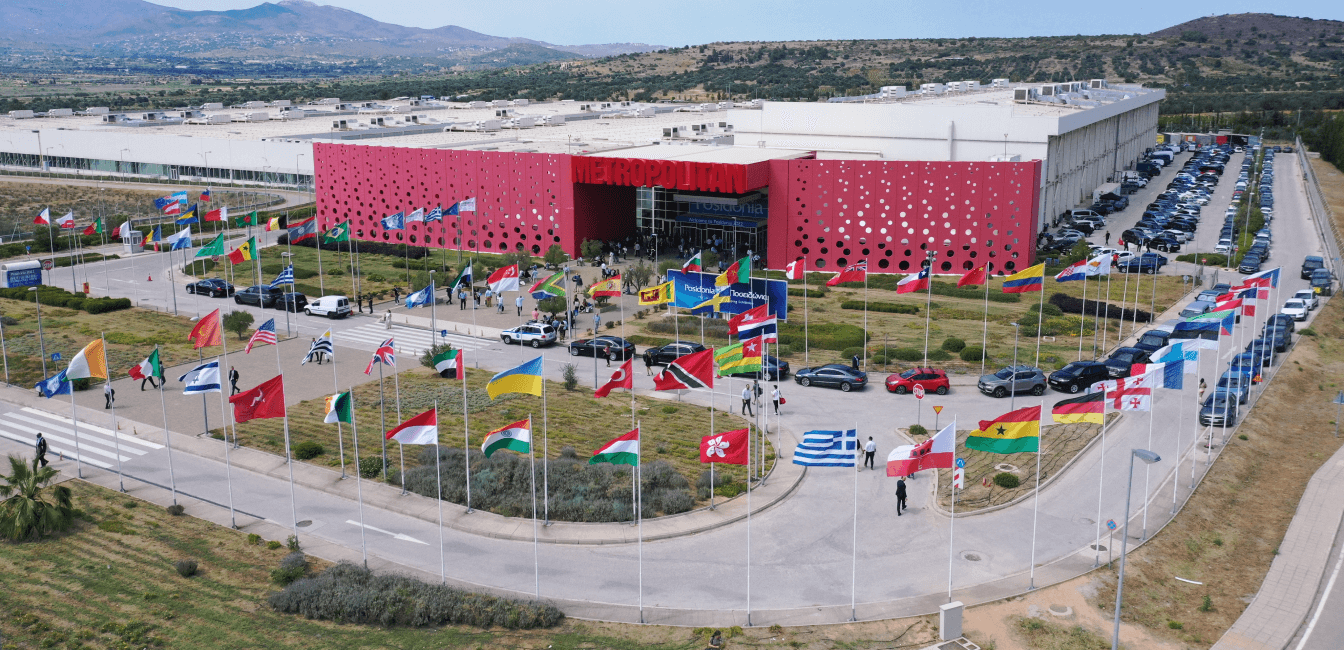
[886,421,955,476]
[896,267,929,294]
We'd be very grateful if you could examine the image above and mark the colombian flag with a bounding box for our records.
[1052,392,1104,424]
[966,405,1041,454]
[1002,263,1045,294]
[486,356,543,399]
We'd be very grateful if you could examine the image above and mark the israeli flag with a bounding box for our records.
[793,429,858,467]
[36,370,71,398]
[179,361,221,394]
[273,264,295,286]
[406,281,434,309]
[380,212,405,231]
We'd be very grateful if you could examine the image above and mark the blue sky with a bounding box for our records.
[148,0,1343,46]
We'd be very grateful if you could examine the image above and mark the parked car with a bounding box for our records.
[234,284,283,308]
[1103,347,1150,378]
[1293,289,1319,310]
[273,292,308,313]
[568,336,637,360]
[305,295,352,319]
[1180,300,1215,318]
[1281,299,1310,321]
[1199,394,1241,427]
[1048,361,1110,394]
[1215,370,1252,404]
[1264,313,1297,334]
[885,367,950,395]
[1310,268,1334,296]
[1238,255,1263,274]
[794,364,869,392]
[500,322,558,347]
[1117,257,1160,274]
[977,365,1047,398]
[723,355,790,381]
[187,279,234,297]
[643,341,709,366]
[1134,329,1172,354]
[1302,256,1326,279]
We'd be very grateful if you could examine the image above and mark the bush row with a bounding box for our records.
[1049,292,1151,324]
[0,287,131,314]
[777,321,867,351]
[839,300,920,314]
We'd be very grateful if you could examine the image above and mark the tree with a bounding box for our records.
[580,239,604,261]
[625,261,655,292]
[543,244,568,268]
[0,455,74,541]
[498,251,533,272]
[223,310,255,340]
[537,296,566,317]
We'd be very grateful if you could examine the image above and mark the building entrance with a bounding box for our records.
[636,186,768,271]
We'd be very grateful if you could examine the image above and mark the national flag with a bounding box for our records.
[636,281,672,305]
[229,375,286,423]
[1054,259,1088,282]
[701,428,750,464]
[1094,374,1153,411]
[1171,319,1221,341]
[116,220,131,240]
[784,258,804,280]
[715,256,752,287]
[682,251,703,274]
[448,264,473,293]
[364,338,395,374]
[958,265,987,287]
[653,348,715,391]
[179,361,221,394]
[1234,287,1268,317]
[162,202,181,217]
[175,207,198,225]
[56,212,75,228]
[714,336,764,376]
[154,193,184,211]
[1212,298,1243,313]
[404,208,425,224]
[195,233,225,258]
[530,271,568,299]
[1152,340,1207,375]
[380,212,405,230]
[265,216,284,232]
[487,264,520,294]
[36,370,71,398]
[1085,253,1113,276]
[793,429,858,467]
[1240,267,1281,289]
[728,304,768,336]
[128,349,163,381]
[33,208,50,226]
[594,359,633,398]
[690,287,732,312]
[234,211,260,228]
[82,218,102,236]
[482,419,531,457]
[245,318,277,353]
[734,305,777,340]
[1051,392,1104,424]
[966,406,1041,454]
[588,275,621,298]
[386,409,439,445]
[433,348,462,378]
[302,330,333,365]
[200,188,211,202]
[826,260,867,286]
[459,198,476,212]
[188,309,222,348]
[590,429,639,466]
[886,421,956,476]
[150,225,162,242]
[287,217,317,243]
[273,264,295,286]
[486,357,543,399]
[167,225,193,251]
[405,282,434,308]
[203,209,221,224]
[323,221,351,243]
[65,339,107,380]
[425,206,443,223]
[1190,309,1236,336]
[1130,361,1184,390]
[896,267,930,293]
[1002,264,1045,294]
[227,237,257,264]
[324,391,353,424]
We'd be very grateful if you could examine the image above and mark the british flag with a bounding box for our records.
[364,338,396,375]
[245,318,277,354]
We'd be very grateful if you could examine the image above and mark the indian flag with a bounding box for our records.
[66,339,107,380]
[433,348,462,379]
[482,419,531,458]
[324,391,353,424]
[590,429,639,466]
[386,409,438,445]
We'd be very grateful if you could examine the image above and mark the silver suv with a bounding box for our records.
[501,322,558,348]
[977,365,1047,398]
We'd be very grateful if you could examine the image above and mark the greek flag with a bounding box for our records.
[302,330,333,365]
[406,281,434,309]
[426,206,443,223]
[793,429,858,467]
[178,361,221,394]
[273,264,295,286]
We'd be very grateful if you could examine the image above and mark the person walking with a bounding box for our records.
[532,308,540,322]
[644,353,655,376]
[139,371,158,391]
[603,343,613,368]
[516,295,525,317]
[851,354,861,371]
[752,380,763,411]
[366,295,375,314]
[496,293,505,314]
[391,286,401,303]
[741,386,754,417]
[103,382,115,410]
[1199,378,1207,400]
[1104,231,1111,246]
[35,433,48,468]
[473,291,480,309]
[229,366,241,395]
[895,478,908,515]
[863,436,876,470]
[771,385,782,415]
[459,289,467,310]
[355,293,364,314]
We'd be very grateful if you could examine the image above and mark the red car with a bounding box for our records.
[885,368,950,395]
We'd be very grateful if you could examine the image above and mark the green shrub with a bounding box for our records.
[287,534,301,552]
[787,287,826,298]
[1177,253,1228,266]
[890,348,923,362]
[993,472,1021,489]
[928,349,952,361]
[908,424,928,437]
[359,456,386,479]
[930,281,1021,303]
[1168,621,1183,630]
[941,337,966,352]
[247,533,262,545]
[419,343,455,371]
[777,321,867,351]
[1301,328,1318,337]
[561,363,578,391]
[65,298,85,311]
[1026,302,1064,317]
[270,552,308,586]
[266,540,283,550]
[165,504,185,516]
[840,300,919,314]
[173,559,198,578]
[840,346,868,360]
[960,346,985,363]
[292,441,323,460]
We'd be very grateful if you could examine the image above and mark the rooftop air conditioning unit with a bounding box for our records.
[963,80,980,90]
[1013,88,1038,102]
[1090,79,1108,89]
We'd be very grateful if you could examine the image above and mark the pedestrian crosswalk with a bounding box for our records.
[333,322,492,360]
[0,407,163,470]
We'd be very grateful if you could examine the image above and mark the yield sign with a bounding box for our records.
[932,405,944,414]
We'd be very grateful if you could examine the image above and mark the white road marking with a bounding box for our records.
[345,519,428,545]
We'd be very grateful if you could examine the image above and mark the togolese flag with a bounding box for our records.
[714,336,763,376]
[966,405,1041,454]
[590,429,639,466]
[482,419,531,457]
[1052,392,1105,424]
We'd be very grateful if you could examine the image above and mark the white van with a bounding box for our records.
[306,295,352,319]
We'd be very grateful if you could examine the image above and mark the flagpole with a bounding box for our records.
[1029,400,1044,590]
[746,421,753,628]
[315,227,325,296]
[803,258,809,366]
[1172,355,1183,515]
[543,357,550,526]
[637,421,645,624]
[1078,273,1088,361]
[434,401,445,584]
[709,370,716,511]
[923,266,933,366]
[1141,370,1156,541]
[863,263,869,372]
[1094,387,1108,567]
[392,347,405,495]
[330,325,347,479]
[155,345,178,504]
[378,362,387,481]
[1034,272,1045,368]
[947,418,958,601]
[213,319,237,528]
[463,349,472,513]
[981,271,990,375]
[1117,262,1130,343]
[1131,264,1143,337]
[850,422,859,622]
[67,382,84,479]
[529,413,540,598]
[1193,347,1203,486]
[1096,271,1110,358]
[278,355,298,539]
[99,333,125,493]
[349,385,368,566]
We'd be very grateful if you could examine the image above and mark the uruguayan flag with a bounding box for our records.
[405,282,434,309]
[793,429,858,467]
[179,361,221,394]
[273,264,295,286]
[302,330,333,365]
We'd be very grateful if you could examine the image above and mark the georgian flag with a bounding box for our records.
[1092,373,1152,411]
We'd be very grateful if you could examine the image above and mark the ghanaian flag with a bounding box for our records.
[966,405,1041,454]
[638,281,674,306]
[227,237,257,264]
[1052,392,1104,425]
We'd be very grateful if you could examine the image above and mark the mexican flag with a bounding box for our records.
[128,349,162,381]
[385,409,438,445]
[482,419,531,458]
[324,391,353,424]
[590,429,639,466]
[433,348,461,379]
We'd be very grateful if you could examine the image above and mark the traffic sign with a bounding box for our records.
[41,259,53,270]
[51,352,61,361]
[952,467,965,490]
[955,457,966,469]
[933,405,944,414]
[913,384,925,400]
[1106,519,1117,531]
[441,330,449,338]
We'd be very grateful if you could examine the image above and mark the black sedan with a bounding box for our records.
[794,364,868,392]
[721,355,790,381]
[234,284,283,307]
[274,292,308,313]
[642,341,708,366]
[1103,347,1150,378]
[187,279,235,297]
[568,336,637,361]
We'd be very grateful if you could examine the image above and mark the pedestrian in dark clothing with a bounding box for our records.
[1105,231,1111,246]
[356,293,363,313]
[863,436,876,470]
[752,380,763,406]
[741,386,754,417]
[367,295,375,313]
[644,353,655,376]
[35,433,48,468]
[851,354,861,371]
[103,382,115,409]
[229,367,241,395]
[140,373,158,391]
[392,287,401,303]
[895,479,908,515]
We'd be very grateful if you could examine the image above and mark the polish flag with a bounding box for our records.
[887,421,956,476]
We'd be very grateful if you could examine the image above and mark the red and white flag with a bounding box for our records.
[1094,373,1152,411]
[229,375,286,423]
[886,421,956,477]
[958,265,987,288]
[487,264,520,293]
[700,428,749,465]
[826,260,867,286]
[386,409,439,445]
[653,348,714,391]
[594,358,633,398]
[784,258,804,280]
[55,212,75,228]
[33,208,50,225]
[727,304,768,336]
[895,267,929,294]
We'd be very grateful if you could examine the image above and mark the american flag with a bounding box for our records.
[245,318,277,354]
[364,338,395,374]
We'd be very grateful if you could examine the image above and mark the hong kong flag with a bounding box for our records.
[700,428,750,465]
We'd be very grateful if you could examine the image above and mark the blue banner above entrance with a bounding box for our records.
[667,269,788,320]
[687,201,769,219]
[676,214,760,229]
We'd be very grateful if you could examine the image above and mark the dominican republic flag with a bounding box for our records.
[245,318,277,353]
[273,265,295,286]
[405,282,434,308]
[826,260,867,286]
[590,429,639,466]
[887,421,955,476]
[653,348,715,391]
[1129,361,1184,390]
[386,409,439,446]
[1240,267,1281,289]
[487,264,520,293]
[200,188,212,202]
[1093,373,1153,411]
[594,358,633,398]
[229,374,286,423]
[1054,259,1088,282]
[701,428,750,465]
[405,208,424,224]
[179,361,221,394]
[34,208,50,225]
[682,251,703,274]
[56,212,75,228]
[896,267,929,293]
[426,206,443,223]
[380,212,405,230]
[364,338,396,374]
[958,265,987,287]
[793,429,858,467]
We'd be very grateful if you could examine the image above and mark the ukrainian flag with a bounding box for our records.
[486,356,544,399]
[1002,263,1045,294]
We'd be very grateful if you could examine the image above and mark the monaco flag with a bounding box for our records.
[785,258,804,280]
[594,358,633,398]
[700,428,750,465]
[887,421,956,476]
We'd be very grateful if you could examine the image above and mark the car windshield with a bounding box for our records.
[1058,363,1088,375]
[1285,301,1305,309]
[899,369,918,379]
[1216,377,1242,389]
[993,369,1014,380]
[1111,352,1136,364]
[1139,334,1164,346]
[1204,396,1235,408]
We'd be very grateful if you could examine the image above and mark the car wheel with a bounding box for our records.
[992,387,1006,398]
[186,287,194,294]
[800,378,811,387]
[327,312,336,319]
[568,347,580,356]
[936,386,948,395]
[895,385,907,395]
[1069,383,1081,394]
[840,382,852,392]
[531,339,540,348]
[234,297,243,304]
[304,308,312,316]
[1032,384,1046,396]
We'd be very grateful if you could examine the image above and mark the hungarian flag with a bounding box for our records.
[482,419,531,457]
[1052,392,1104,424]
[230,375,286,423]
[82,218,102,236]
[653,348,714,391]
[958,265,987,288]
[594,359,633,398]
[227,237,257,263]
[637,281,673,305]
[728,304,768,335]
[189,309,223,348]
[386,409,439,445]
[896,267,929,294]
[700,428,749,464]
[784,258,804,280]
[590,429,639,466]
[433,348,461,379]
[324,391,353,424]
[589,275,621,298]
[487,264,520,293]
[826,260,867,286]
[886,421,956,476]
[715,256,751,287]
[966,405,1041,454]
[128,349,162,381]
[682,251,702,273]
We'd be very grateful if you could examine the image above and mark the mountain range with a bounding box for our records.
[0,0,662,58]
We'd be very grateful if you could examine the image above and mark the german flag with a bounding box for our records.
[1052,392,1104,424]
[966,405,1041,454]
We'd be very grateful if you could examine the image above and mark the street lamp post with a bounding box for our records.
[1009,321,1020,411]
[923,250,937,366]
[30,287,47,377]
[1113,448,1162,650]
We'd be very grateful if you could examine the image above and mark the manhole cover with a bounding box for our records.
[296,520,313,528]
[1048,604,1073,617]
[961,551,982,562]
[994,463,1019,473]
[1090,544,1107,551]
[1079,518,1095,525]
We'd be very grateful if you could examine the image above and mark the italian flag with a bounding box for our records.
[128,348,162,381]
[590,429,639,467]
[386,409,438,445]
[324,391,353,424]
[482,419,531,458]
[433,348,462,379]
